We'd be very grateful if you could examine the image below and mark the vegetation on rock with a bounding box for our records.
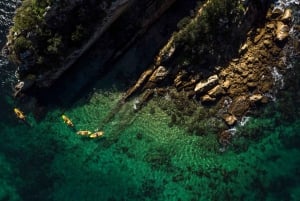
[174,0,246,66]
[7,0,111,78]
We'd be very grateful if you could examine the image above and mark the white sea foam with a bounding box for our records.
[239,116,251,126]
[264,92,277,101]
[227,127,237,136]
[271,67,284,89]
[133,98,140,110]
[274,0,299,10]
[164,93,171,101]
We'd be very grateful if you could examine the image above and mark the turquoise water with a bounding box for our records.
[1,83,300,201]
[1,1,300,201]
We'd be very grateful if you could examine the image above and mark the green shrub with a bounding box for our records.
[13,36,32,54]
[173,0,245,65]
[71,25,86,43]
[47,34,62,54]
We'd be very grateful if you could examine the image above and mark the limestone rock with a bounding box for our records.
[174,71,184,88]
[239,43,248,54]
[222,114,237,126]
[221,80,231,89]
[228,95,250,117]
[194,75,218,93]
[254,28,265,44]
[246,56,255,63]
[201,95,216,103]
[259,81,273,93]
[247,82,257,88]
[261,96,269,104]
[271,7,284,19]
[266,23,275,30]
[263,40,272,48]
[249,94,263,102]
[281,9,292,23]
[149,66,169,82]
[276,21,289,41]
[144,66,169,89]
[208,85,225,98]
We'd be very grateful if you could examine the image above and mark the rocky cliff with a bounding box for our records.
[4,0,182,96]
[120,0,299,142]
[3,0,299,140]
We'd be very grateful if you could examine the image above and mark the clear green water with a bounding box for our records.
[1,1,300,200]
[1,83,300,201]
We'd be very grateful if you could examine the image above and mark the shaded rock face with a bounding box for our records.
[7,0,189,97]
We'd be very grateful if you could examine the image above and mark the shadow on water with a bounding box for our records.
[33,0,200,108]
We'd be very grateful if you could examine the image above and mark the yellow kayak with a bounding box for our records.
[14,108,26,121]
[76,130,92,136]
[89,131,104,138]
[61,114,74,127]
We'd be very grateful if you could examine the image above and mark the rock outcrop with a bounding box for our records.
[5,0,179,95]
[123,1,293,129]
[194,75,219,94]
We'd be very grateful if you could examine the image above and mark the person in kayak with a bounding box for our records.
[61,114,74,127]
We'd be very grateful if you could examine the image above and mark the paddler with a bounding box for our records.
[89,131,104,138]
[76,130,92,136]
[61,114,74,127]
[14,108,26,121]
[13,108,31,127]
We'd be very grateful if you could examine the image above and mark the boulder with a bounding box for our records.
[14,74,36,97]
[249,94,263,102]
[247,81,257,88]
[174,71,184,88]
[228,95,250,117]
[263,39,272,48]
[254,28,265,44]
[266,23,275,30]
[221,80,231,89]
[276,21,289,41]
[200,95,216,103]
[194,74,218,93]
[144,66,169,88]
[208,85,225,98]
[222,114,237,126]
[239,43,248,55]
[148,66,169,82]
[281,9,292,23]
[261,96,269,104]
[271,7,284,19]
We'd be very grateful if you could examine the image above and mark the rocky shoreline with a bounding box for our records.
[122,1,297,145]
[3,0,299,146]
[4,0,181,98]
